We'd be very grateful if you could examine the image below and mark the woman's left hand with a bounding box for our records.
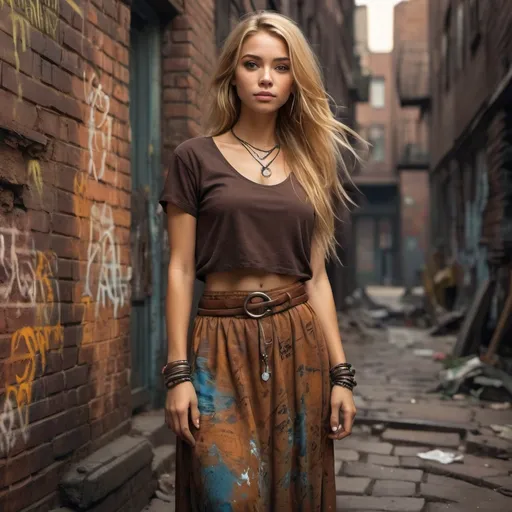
[328,385,357,440]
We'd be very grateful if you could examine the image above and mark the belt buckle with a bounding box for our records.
[244,291,272,318]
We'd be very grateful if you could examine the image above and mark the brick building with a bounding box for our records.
[0,0,360,510]
[353,47,400,286]
[393,0,430,288]
[427,0,512,352]
[352,0,430,289]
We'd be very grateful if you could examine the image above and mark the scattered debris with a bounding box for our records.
[437,356,512,402]
[417,448,464,464]
[414,348,434,357]
[428,309,465,336]
[489,424,512,441]
[156,473,174,501]
[489,402,511,410]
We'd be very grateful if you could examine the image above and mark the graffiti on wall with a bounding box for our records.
[0,227,62,454]
[28,159,43,197]
[84,72,113,182]
[80,70,131,317]
[459,151,489,289]
[0,0,83,100]
[84,203,131,318]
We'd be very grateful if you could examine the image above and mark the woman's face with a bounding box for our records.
[233,31,294,114]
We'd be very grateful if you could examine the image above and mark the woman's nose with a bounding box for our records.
[259,68,273,86]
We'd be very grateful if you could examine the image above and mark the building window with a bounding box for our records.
[368,124,385,162]
[370,77,385,108]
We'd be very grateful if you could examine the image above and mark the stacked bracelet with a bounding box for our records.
[330,362,357,391]
[162,360,192,389]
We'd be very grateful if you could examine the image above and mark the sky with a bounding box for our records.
[355,0,407,52]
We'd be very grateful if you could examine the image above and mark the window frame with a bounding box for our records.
[368,123,386,163]
[370,76,385,109]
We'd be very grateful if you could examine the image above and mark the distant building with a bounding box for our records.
[353,5,401,287]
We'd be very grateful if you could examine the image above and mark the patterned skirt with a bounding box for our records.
[175,281,336,511]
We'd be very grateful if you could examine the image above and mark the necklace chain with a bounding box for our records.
[231,129,280,178]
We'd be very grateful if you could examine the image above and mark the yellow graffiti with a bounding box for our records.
[28,159,43,197]
[0,0,83,103]
[64,0,82,17]
[74,170,87,197]
[7,324,63,429]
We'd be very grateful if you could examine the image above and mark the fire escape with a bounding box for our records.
[395,42,430,170]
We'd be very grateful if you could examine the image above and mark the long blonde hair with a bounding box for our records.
[204,11,365,262]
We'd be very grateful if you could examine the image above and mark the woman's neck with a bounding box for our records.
[231,108,278,147]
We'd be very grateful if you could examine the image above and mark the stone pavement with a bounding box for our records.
[334,319,512,511]
[143,319,512,511]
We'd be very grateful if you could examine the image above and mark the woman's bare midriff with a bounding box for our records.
[204,268,300,292]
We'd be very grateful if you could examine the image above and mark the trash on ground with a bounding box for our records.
[489,402,511,410]
[414,348,434,357]
[489,424,512,441]
[416,448,464,464]
[437,356,512,402]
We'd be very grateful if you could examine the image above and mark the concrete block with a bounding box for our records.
[60,435,153,508]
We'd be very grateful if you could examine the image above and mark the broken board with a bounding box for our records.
[452,278,493,358]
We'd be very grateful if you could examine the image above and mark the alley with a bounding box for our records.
[332,287,512,511]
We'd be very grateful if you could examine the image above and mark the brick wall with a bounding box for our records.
[161,0,216,163]
[400,170,429,283]
[0,1,133,510]
[355,52,395,183]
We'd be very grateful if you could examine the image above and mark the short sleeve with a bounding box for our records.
[159,152,199,217]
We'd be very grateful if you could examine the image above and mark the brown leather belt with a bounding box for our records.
[197,281,308,318]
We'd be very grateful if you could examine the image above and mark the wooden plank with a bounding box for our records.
[452,278,493,358]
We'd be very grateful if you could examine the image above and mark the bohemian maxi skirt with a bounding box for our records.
[175,281,336,511]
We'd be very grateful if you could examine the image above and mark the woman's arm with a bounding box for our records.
[305,237,346,367]
[305,236,356,440]
[165,204,197,362]
[164,204,200,447]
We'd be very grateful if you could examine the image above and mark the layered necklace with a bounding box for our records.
[231,129,280,178]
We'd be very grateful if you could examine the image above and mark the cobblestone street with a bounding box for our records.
[333,288,512,511]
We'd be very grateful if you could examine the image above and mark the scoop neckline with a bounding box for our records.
[209,136,292,188]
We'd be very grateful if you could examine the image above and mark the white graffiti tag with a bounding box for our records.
[84,72,112,181]
[84,203,131,317]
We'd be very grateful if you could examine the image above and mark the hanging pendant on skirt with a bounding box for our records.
[261,360,271,381]
[261,165,272,178]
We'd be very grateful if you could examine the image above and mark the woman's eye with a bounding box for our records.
[277,65,290,72]
[244,61,257,69]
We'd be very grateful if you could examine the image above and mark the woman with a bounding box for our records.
[159,11,361,511]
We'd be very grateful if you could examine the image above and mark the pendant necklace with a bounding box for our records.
[231,129,280,178]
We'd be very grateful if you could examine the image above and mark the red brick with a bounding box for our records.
[6,462,64,512]
[44,372,65,396]
[52,65,72,94]
[52,423,90,458]
[29,210,50,233]
[38,109,60,138]
[6,443,53,486]
[64,365,88,389]
[41,59,53,85]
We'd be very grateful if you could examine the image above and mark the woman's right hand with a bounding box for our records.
[165,381,200,446]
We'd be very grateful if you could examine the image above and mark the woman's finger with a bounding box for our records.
[342,405,356,436]
[178,409,196,447]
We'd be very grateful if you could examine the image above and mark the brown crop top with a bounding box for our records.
[159,136,315,282]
